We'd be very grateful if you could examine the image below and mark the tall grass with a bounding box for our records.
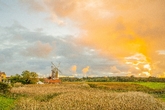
[11,83,165,110]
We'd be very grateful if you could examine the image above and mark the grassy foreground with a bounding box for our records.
[7,82,165,110]
[0,95,15,110]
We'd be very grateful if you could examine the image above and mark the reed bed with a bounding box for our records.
[11,83,165,110]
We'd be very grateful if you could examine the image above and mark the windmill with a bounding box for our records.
[51,62,62,80]
[44,62,62,84]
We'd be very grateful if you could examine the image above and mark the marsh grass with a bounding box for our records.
[34,93,62,102]
[88,82,153,92]
[87,82,165,101]
[10,83,165,110]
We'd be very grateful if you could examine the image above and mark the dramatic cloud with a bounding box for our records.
[37,0,165,77]
[23,41,53,58]
[0,22,121,77]
[71,65,77,73]
[70,65,77,77]
[1,0,165,77]
[110,66,121,74]
[125,53,151,76]
[82,66,90,77]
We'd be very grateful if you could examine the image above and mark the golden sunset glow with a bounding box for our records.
[159,73,165,78]
[124,53,151,76]
[82,66,90,74]
[1,0,165,77]
[2,1,165,109]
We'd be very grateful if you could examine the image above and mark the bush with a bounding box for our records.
[0,82,11,94]
[13,82,23,87]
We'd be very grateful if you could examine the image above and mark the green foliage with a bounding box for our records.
[10,70,38,84]
[61,77,82,82]
[0,95,15,110]
[0,82,11,94]
[10,74,22,84]
[134,82,165,89]
[61,76,165,82]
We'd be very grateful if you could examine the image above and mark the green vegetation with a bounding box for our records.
[134,82,165,89]
[10,70,38,84]
[133,82,165,101]
[0,82,11,94]
[0,82,15,110]
[61,76,165,82]
[0,95,15,110]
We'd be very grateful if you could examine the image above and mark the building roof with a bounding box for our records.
[0,72,6,75]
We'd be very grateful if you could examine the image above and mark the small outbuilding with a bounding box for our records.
[37,81,44,84]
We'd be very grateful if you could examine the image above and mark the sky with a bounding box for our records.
[0,0,165,78]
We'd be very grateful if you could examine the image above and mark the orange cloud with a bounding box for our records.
[125,53,151,76]
[75,1,165,76]
[26,0,165,76]
[70,65,77,77]
[82,66,90,77]
[24,41,53,58]
[110,66,121,74]
[71,65,77,73]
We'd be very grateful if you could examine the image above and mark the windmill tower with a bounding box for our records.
[51,62,62,80]
[44,62,62,84]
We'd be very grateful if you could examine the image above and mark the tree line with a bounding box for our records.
[60,76,165,82]
[9,71,165,84]
[10,70,38,84]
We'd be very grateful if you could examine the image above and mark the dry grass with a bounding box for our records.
[11,83,165,110]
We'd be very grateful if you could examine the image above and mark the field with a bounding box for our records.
[1,82,165,110]
[134,82,165,89]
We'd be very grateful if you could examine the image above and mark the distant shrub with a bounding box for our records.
[88,83,97,88]
[0,82,11,94]
[13,82,23,87]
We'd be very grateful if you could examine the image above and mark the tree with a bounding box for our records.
[10,74,22,83]
[0,82,11,94]
[10,70,39,84]
[21,70,38,84]
[31,72,38,78]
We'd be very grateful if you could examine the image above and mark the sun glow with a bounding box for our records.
[142,72,150,76]
[158,72,165,78]
[144,64,151,71]
[125,53,151,77]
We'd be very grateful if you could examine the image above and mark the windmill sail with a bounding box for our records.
[51,62,61,79]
